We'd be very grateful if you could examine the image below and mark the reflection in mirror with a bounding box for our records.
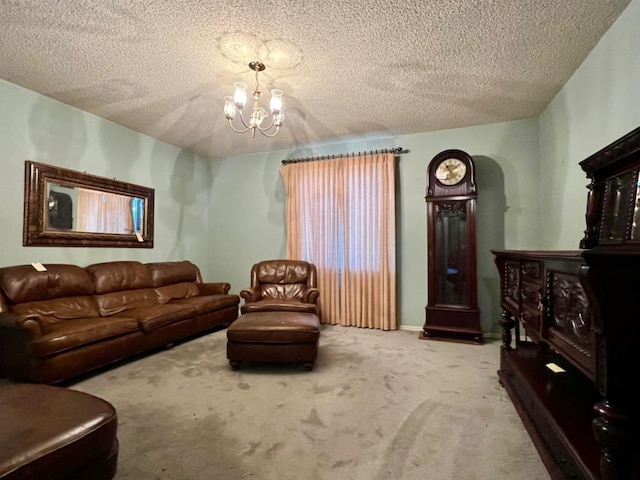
[46,182,145,235]
[602,172,635,242]
[631,175,640,240]
[24,161,154,247]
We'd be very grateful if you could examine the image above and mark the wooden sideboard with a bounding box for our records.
[492,248,639,480]
[492,127,640,479]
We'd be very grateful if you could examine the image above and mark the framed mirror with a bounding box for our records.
[23,160,154,248]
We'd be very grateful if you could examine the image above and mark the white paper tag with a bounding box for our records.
[31,262,47,272]
[545,362,566,373]
[135,232,143,242]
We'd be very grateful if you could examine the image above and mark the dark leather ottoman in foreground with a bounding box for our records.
[227,312,320,371]
[0,384,118,480]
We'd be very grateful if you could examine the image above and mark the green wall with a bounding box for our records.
[539,0,640,249]
[0,78,214,270]
[1,0,637,334]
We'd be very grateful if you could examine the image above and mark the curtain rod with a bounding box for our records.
[281,147,408,165]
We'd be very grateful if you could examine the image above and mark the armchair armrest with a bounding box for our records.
[197,282,231,295]
[240,287,261,303]
[302,288,320,305]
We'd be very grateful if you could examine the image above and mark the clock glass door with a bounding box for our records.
[434,202,468,305]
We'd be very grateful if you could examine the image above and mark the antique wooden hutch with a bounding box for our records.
[492,127,640,479]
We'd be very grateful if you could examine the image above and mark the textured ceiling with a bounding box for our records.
[0,1,631,159]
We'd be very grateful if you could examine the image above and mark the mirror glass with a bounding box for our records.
[434,202,468,305]
[631,173,640,240]
[24,161,154,247]
[46,182,146,235]
[601,171,635,242]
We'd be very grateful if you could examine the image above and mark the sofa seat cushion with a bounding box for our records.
[30,317,140,358]
[172,294,240,315]
[241,298,318,314]
[124,304,199,332]
[228,312,320,344]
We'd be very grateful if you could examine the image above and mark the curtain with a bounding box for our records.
[280,152,397,330]
[77,188,133,234]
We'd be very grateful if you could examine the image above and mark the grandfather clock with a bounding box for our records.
[422,149,482,344]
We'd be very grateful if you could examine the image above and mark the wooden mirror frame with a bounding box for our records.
[23,160,155,248]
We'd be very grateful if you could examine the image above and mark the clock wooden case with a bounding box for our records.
[423,149,482,343]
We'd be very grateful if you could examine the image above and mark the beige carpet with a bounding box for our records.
[31,326,551,479]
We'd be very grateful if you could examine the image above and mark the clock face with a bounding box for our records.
[435,158,467,185]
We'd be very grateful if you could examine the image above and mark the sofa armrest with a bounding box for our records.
[302,288,320,305]
[197,282,231,296]
[240,287,261,303]
[0,313,43,337]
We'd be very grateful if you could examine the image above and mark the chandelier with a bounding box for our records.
[223,61,284,138]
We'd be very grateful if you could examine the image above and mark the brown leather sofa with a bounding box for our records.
[0,260,240,384]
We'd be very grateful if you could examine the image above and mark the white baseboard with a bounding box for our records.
[399,325,423,332]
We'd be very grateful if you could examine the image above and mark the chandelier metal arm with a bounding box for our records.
[228,112,279,136]
[256,125,280,138]
[226,118,253,134]
[255,116,276,132]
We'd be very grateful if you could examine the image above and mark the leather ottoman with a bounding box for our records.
[0,384,118,480]
[227,311,320,371]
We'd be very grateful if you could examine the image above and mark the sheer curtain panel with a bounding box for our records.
[280,152,397,330]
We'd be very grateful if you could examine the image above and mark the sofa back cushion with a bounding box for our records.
[11,296,101,329]
[94,288,158,316]
[252,260,316,301]
[154,282,200,304]
[147,261,201,287]
[0,264,95,304]
[260,283,308,300]
[86,261,152,294]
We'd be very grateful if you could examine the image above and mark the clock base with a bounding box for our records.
[422,306,483,344]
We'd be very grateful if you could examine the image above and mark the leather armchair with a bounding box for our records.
[240,260,319,315]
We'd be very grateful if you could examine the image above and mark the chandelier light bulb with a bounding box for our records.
[270,89,283,114]
[233,82,247,109]
[223,61,285,138]
[223,96,236,119]
[274,111,285,127]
